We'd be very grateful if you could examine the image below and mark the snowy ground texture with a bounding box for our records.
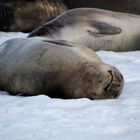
[0,32,140,140]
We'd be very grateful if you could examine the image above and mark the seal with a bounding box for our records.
[29,8,140,51]
[0,37,123,99]
[62,0,140,15]
[0,0,67,32]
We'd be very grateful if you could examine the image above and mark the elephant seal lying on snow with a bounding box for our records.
[0,37,124,99]
[29,8,140,51]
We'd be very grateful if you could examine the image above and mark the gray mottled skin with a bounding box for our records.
[0,37,123,99]
[29,8,140,51]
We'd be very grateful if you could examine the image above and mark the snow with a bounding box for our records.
[0,32,140,140]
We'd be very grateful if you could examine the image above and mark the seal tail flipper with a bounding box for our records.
[87,21,122,37]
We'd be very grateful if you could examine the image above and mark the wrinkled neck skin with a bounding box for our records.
[46,60,103,99]
[45,58,119,100]
[49,59,123,100]
[67,61,106,99]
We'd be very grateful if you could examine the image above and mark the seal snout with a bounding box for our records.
[104,69,124,98]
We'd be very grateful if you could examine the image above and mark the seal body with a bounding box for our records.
[0,0,67,32]
[63,0,140,15]
[29,8,140,51]
[0,37,123,99]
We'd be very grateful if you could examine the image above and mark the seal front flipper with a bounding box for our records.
[87,21,122,37]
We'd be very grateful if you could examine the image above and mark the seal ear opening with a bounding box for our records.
[87,21,122,37]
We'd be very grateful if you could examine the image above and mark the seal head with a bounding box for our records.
[67,62,124,100]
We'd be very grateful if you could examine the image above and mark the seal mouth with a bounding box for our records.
[104,70,114,92]
[103,70,122,99]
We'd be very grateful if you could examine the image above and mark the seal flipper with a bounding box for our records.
[87,21,122,37]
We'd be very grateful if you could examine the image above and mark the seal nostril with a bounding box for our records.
[117,82,121,87]
[117,84,120,87]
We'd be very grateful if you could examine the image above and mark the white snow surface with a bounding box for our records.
[0,32,140,140]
